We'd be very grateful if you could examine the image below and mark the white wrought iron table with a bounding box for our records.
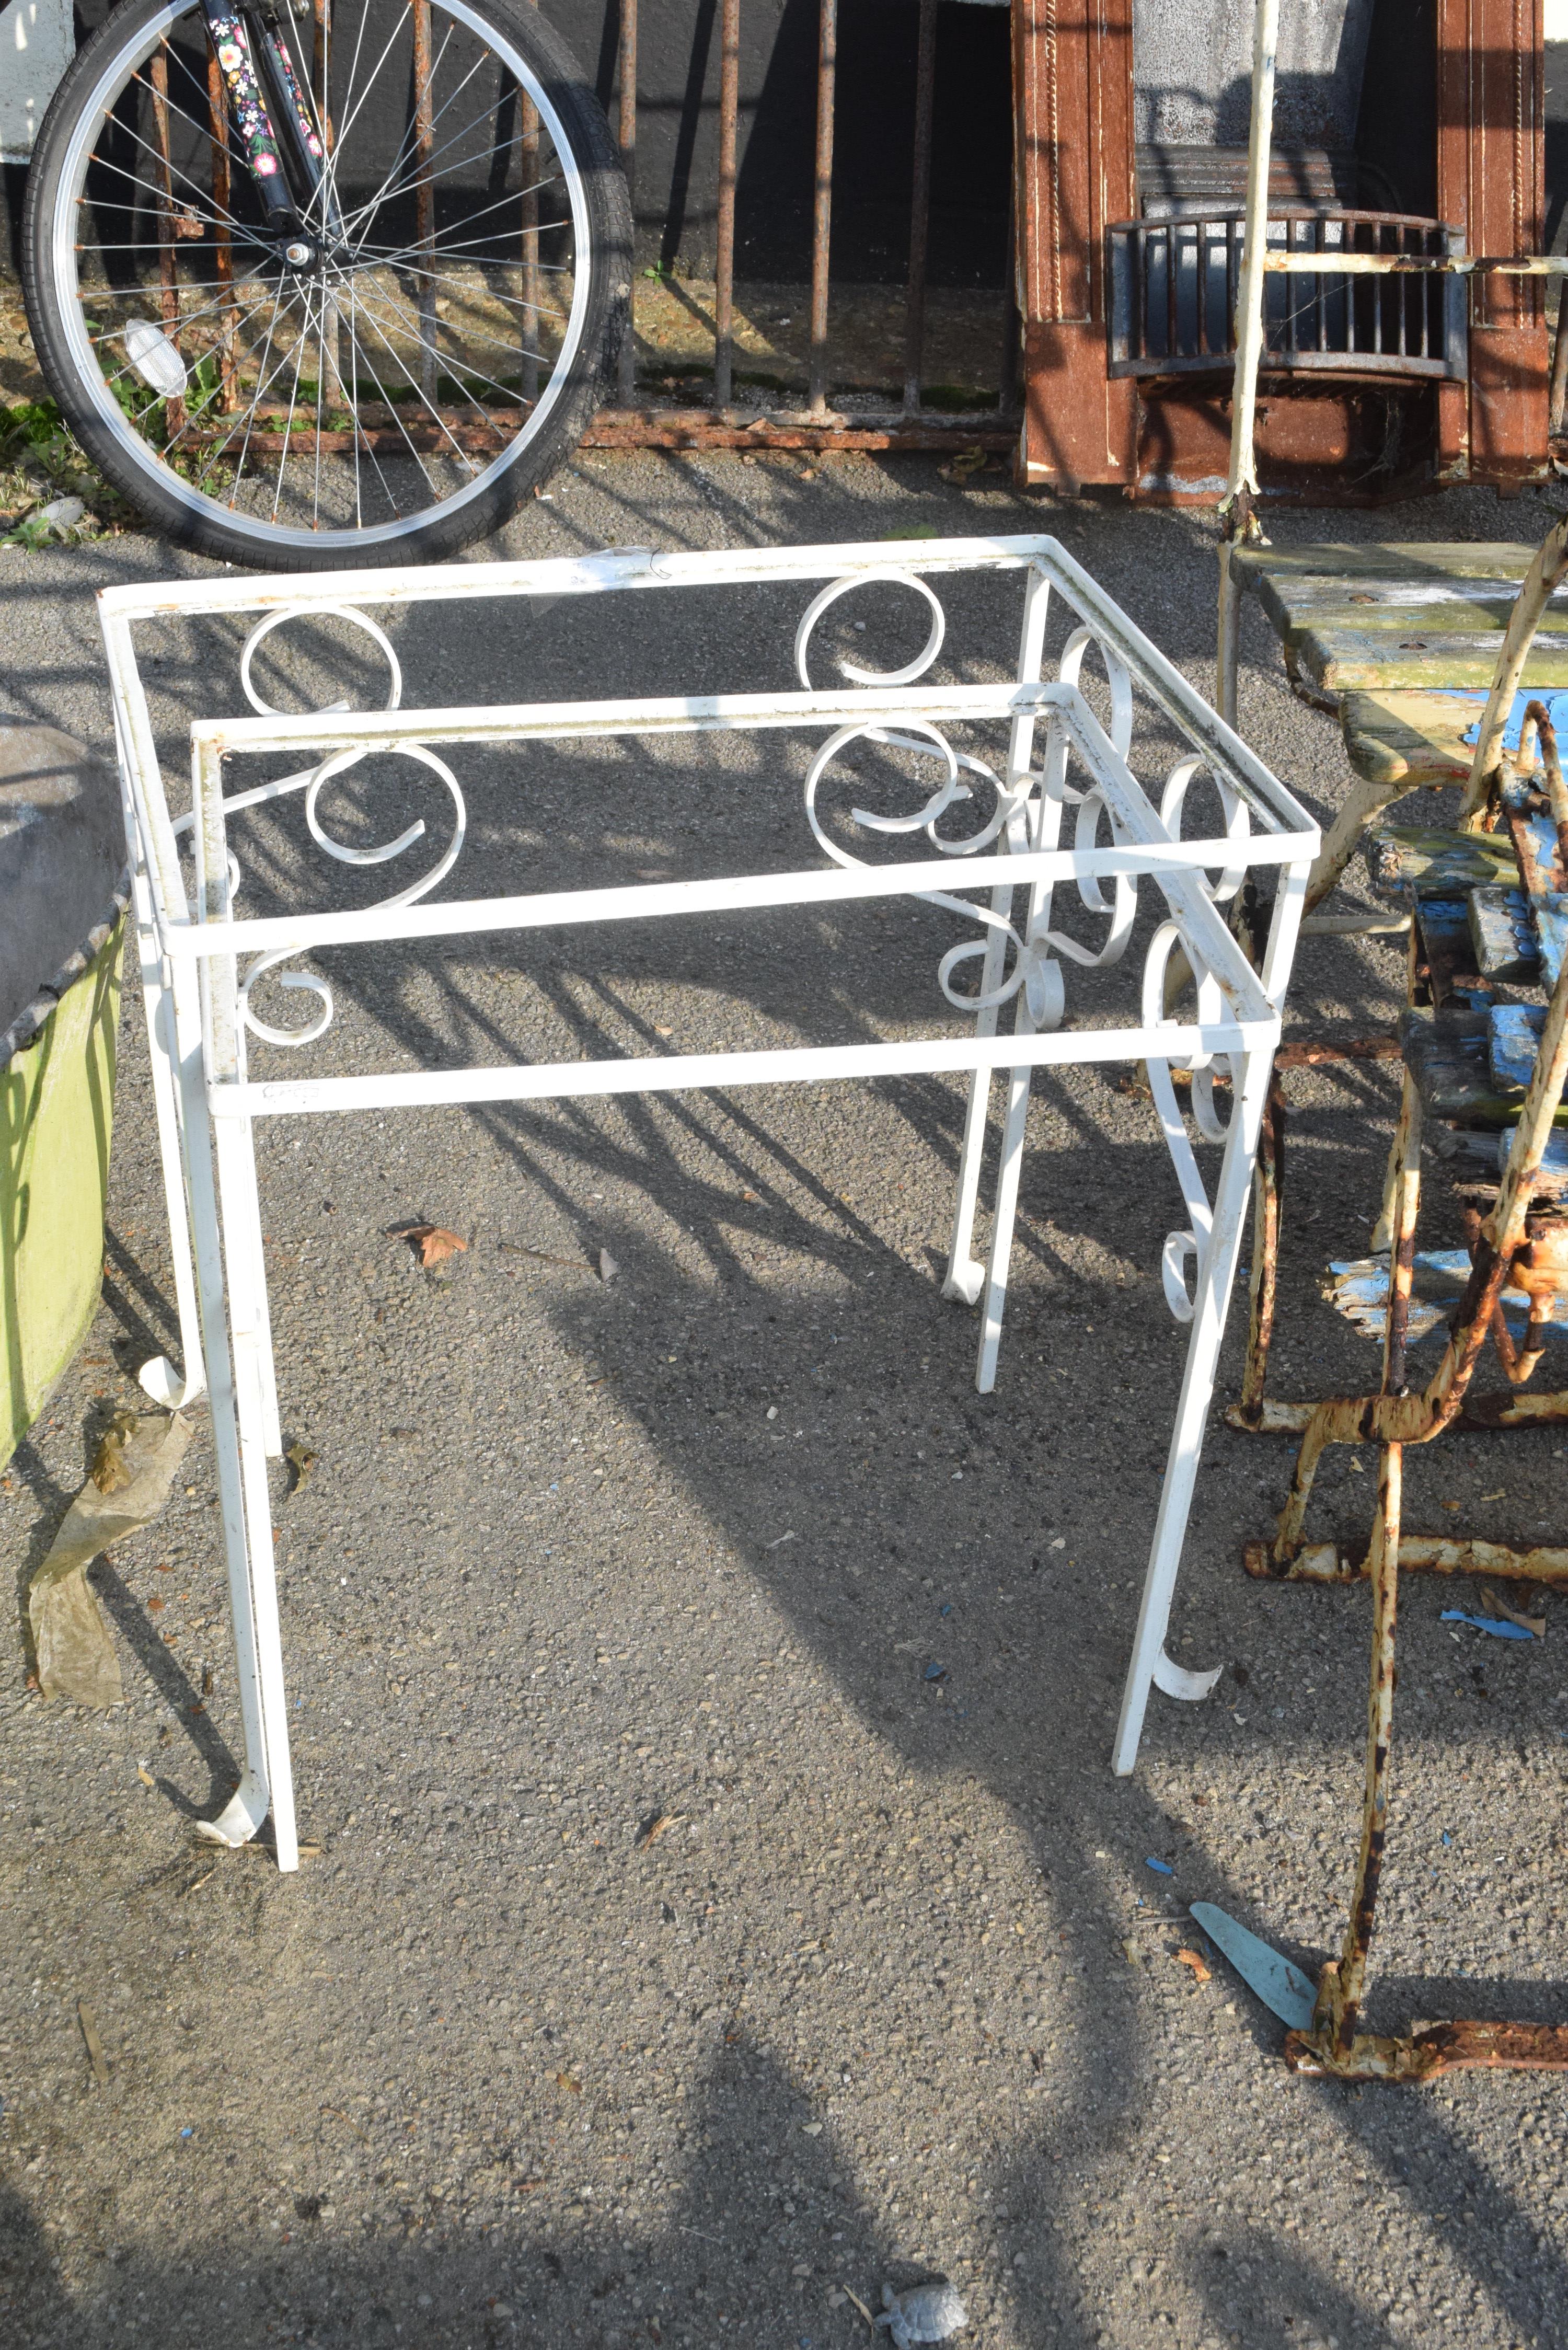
[99,534,1318,1869]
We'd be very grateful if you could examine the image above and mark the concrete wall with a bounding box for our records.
[1133,0,1376,151]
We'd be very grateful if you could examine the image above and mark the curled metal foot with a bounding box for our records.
[139,1354,206,1411]
[1151,1646,1223,1702]
[194,1772,271,1852]
[942,1258,986,1306]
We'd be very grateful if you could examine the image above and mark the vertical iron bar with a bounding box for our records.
[713,0,740,409]
[412,0,437,403]
[521,74,540,405]
[1226,214,1238,357]
[999,175,1020,408]
[1550,281,1568,436]
[901,0,937,414]
[148,49,187,440]
[206,48,238,412]
[808,0,836,414]
[617,0,637,404]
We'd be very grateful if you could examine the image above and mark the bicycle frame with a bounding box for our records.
[197,0,331,239]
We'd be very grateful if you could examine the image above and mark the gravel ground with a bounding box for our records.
[3,454,1567,2350]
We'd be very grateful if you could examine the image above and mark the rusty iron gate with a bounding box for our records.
[582,0,1022,458]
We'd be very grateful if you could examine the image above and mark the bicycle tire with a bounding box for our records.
[23,0,629,569]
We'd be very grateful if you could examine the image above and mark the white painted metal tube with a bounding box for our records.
[1112,1048,1274,1775]
[158,840,1306,985]
[1225,0,1278,509]
[209,1019,1281,1122]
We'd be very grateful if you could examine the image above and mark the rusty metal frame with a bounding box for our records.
[1231,723,1568,2080]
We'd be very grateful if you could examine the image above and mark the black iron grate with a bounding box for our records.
[1107,211,1467,381]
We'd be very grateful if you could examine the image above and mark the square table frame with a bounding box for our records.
[98,534,1318,1869]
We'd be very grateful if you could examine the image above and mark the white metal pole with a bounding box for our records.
[1216,0,1279,727]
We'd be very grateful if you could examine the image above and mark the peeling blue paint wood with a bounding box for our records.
[1324,1251,1568,1345]
[1490,1004,1548,1093]
[1469,886,1543,985]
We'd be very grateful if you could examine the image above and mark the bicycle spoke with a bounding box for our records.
[83,131,251,245]
[360,161,566,268]
[270,278,316,520]
[396,257,568,327]
[340,50,502,238]
[348,275,405,519]
[348,271,538,410]
[338,28,488,241]
[165,281,305,464]
[220,279,289,499]
[347,291,475,477]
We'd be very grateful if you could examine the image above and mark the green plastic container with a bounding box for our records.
[1,721,128,1469]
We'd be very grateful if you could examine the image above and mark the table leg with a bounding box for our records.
[212,1116,298,1870]
[974,1058,1033,1393]
[1112,1046,1273,1775]
[164,967,281,1859]
[128,859,208,1412]
[220,1112,284,1458]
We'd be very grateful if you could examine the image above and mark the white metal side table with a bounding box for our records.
[99,534,1318,1868]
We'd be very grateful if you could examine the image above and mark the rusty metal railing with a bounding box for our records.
[592,0,1020,453]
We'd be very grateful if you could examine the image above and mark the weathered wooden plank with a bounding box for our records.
[1263,579,1563,613]
[1490,1003,1548,1093]
[1340,690,1478,790]
[1232,542,1539,587]
[1278,600,1519,640]
[1297,628,1568,693]
[1399,1006,1531,1125]
[1468,885,1543,984]
[1366,825,1519,900]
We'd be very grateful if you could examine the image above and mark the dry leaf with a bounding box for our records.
[639,1811,682,1848]
[1481,1490,1507,1502]
[90,1411,141,1494]
[391,1223,467,1266]
[1173,1946,1212,1983]
[136,1763,155,1790]
[285,1441,318,1492]
[555,2070,583,2095]
[598,1248,619,1283]
[654,1025,674,1038]
[1121,1937,1142,1967]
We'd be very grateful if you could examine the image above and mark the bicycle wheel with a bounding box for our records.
[24,0,629,568]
